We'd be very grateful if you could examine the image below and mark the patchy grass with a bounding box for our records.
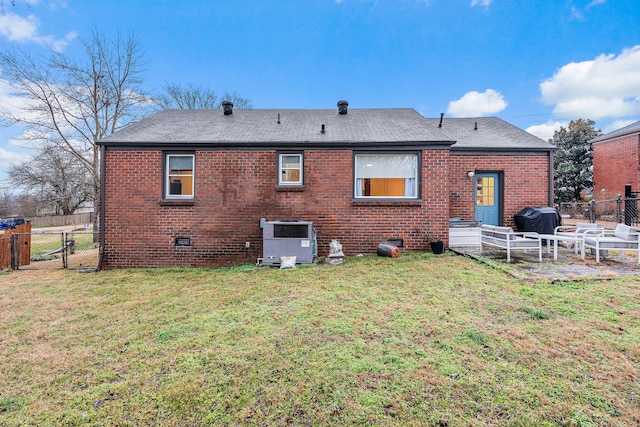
[26,231,95,258]
[0,253,639,426]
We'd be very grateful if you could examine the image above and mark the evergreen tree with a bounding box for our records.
[551,119,601,204]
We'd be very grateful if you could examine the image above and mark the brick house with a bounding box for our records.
[591,121,640,200]
[97,102,554,268]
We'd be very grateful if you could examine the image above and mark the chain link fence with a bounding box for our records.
[13,231,99,271]
[557,196,640,228]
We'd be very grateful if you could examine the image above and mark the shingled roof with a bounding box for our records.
[422,117,554,152]
[589,120,640,144]
[98,108,455,148]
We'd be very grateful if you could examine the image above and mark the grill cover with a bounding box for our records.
[514,207,561,235]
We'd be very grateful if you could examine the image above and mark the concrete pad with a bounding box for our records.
[450,244,639,281]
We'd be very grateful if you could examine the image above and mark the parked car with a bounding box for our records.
[0,217,26,229]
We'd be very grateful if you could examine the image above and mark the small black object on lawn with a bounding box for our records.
[430,241,445,254]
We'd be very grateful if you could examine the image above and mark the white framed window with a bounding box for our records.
[278,153,303,186]
[354,153,419,199]
[165,154,194,199]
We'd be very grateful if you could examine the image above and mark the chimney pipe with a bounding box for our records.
[222,100,234,115]
[438,113,444,128]
[337,100,349,115]
[321,124,326,134]
[474,121,478,130]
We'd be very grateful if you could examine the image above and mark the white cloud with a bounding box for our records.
[0,78,40,182]
[540,45,640,120]
[587,0,606,9]
[0,141,31,185]
[570,6,584,20]
[0,12,40,41]
[0,146,29,166]
[447,89,507,117]
[471,0,492,6]
[602,119,637,134]
[0,77,36,121]
[0,74,83,131]
[571,0,605,20]
[50,31,78,52]
[0,11,76,51]
[526,121,568,142]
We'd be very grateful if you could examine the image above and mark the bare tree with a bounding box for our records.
[0,30,152,220]
[13,193,39,217]
[0,186,16,217]
[9,145,93,215]
[157,83,252,110]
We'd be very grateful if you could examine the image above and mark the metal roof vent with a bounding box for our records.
[222,100,234,115]
[337,100,349,115]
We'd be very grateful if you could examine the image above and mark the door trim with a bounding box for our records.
[474,171,503,226]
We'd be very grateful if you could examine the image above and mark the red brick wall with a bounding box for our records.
[102,148,452,268]
[592,135,640,200]
[448,154,551,227]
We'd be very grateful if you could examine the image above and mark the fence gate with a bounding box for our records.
[0,223,31,269]
[5,230,99,271]
[624,184,640,226]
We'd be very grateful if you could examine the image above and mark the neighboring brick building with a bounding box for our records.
[97,102,554,268]
[591,121,640,200]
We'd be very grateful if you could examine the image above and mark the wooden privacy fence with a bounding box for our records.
[0,222,32,269]
[30,212,93,227]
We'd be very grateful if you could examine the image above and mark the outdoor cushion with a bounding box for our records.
[509,238,540,248]
[576,222,600,230]
[583,236,639,250]
[494,226,517,240]
[614,224,638,241]
[556,222,602,235]
[481,224,542,262]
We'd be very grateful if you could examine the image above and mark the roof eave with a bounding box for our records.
[98,140,457,149]
[590,131,640,145]
[451,146,556,154]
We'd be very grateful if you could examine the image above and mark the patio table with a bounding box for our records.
[538,233,582,260]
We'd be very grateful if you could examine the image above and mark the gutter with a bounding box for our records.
[98,140,458,151]
[549,150,555,207]
[97,144,106,271]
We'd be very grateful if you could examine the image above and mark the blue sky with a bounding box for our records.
[1,0,640,185]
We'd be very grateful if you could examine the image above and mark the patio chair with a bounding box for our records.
[581,223,640,264]
[554,222,604,254]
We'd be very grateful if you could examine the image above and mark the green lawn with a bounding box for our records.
[29,231,96,258]
[1,253,639,426]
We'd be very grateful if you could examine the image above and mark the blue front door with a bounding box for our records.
[475,173,500,225]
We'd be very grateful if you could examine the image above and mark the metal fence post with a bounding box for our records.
[617,194,623,224]
[62,232,67,269]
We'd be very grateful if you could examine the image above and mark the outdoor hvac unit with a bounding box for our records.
[262,220,316,266]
